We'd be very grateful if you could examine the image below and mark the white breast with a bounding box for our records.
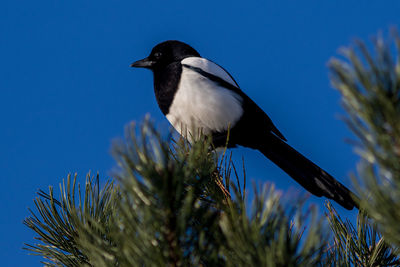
[166,57,243,140]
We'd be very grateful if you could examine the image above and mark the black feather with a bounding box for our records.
[256,134,358,210]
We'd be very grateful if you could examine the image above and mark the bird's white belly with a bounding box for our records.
[166,67,243,139]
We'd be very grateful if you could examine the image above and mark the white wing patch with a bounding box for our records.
[181,57,239,87]
[166,57,243,140]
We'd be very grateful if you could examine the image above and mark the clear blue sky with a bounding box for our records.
[1,0,399,265]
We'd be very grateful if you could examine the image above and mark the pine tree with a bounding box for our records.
[24,31,400,266]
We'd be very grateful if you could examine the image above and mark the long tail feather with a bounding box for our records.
[257,134,358,210]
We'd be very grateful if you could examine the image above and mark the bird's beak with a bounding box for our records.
[130,57,155,69]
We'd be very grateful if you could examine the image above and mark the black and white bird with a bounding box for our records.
[131,40,358,210]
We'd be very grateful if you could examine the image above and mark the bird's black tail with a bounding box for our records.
[257,134,358,210]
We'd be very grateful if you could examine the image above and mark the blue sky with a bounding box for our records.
[1,0,399,265]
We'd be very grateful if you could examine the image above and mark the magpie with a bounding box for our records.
[131,40,358,210]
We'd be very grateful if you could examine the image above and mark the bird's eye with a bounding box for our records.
[153,52,162,59]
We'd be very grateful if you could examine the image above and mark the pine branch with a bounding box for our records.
[25,119,330,266]
[220,185,328,267]
[325,202,400,266]
[329,30,400,248]
[23,174,118,266]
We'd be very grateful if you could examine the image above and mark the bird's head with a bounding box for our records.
[131,40,200,71]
